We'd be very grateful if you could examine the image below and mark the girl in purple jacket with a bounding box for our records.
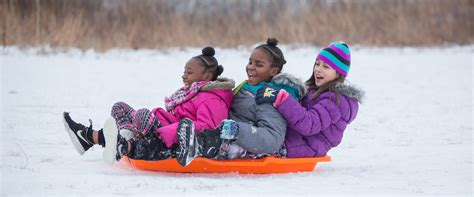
[63,47,234,162]
[255,42,364,157]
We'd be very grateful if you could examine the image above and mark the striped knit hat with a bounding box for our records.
[316,42,351,77]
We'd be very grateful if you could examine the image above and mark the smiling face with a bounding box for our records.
[314,59,338,87]
[246,49,279,86]
[181,58,212,90]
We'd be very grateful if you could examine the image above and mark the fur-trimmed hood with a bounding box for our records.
[334,82,365,103]
[201,77,235,91]
[272,73,307,100]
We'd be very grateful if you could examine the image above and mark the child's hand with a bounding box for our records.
[255,85,280,105]
[219,119,239,140]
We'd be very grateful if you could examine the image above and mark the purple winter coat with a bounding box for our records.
[277,83,363,157]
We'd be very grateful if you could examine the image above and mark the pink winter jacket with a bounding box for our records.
[151,78,234,148]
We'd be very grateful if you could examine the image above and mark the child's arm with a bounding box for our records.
[276,90,336,137]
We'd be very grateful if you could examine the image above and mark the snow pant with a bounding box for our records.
[111,101,160,137]
[128,136,177,161]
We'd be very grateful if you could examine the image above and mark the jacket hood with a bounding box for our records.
[272,73,307,100]
[201,77,235,91]
[334,82,365,103]
[201,77,235,109]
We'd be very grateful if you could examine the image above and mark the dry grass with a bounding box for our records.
[1,0,473,51]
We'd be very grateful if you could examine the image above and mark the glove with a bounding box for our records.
[255,85,280,105]
[219,119,239,140]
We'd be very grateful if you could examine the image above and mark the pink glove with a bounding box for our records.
[274,89,290,108]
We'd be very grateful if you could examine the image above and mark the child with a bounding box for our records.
[63,47,234,162]
[176,38,306,166]
[255,42,364,157]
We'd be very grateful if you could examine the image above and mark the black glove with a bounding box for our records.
[255,85,280,105]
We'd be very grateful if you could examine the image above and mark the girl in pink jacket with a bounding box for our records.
[63,47,234,162]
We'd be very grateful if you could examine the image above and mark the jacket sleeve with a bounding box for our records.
[235,103,287,154]
[156,123,179,148]
[156,98,229,148]
[152,108,177,126]
[277,95,339,137]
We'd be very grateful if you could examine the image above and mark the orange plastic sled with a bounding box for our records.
[121,156,331,174]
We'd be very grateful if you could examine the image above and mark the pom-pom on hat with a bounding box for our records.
[316,42,351,77]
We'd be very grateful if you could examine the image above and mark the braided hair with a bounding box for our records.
[194,46,224,81]
[255,38,286,73]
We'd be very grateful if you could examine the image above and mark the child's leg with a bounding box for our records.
[132,137,175,160]
[215,141,248,160]
[217,143,288,160]
[111,102,136,131]
[118,135,175,161]
[132,108,161,138]
[115,108,168,161]
[111,102,162,139]
[93,101,137,148]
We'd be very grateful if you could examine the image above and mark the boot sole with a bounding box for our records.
[62,114,86,155]
[102,118,119,164]
[177,118,196,167]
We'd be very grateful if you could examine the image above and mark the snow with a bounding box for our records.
[1,46,473,196]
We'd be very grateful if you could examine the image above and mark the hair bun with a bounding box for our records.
[266,38,279,47]
[216,65,224,76]
[202,46,215,56]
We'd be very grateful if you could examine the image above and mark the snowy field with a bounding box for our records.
[1,45,473,196]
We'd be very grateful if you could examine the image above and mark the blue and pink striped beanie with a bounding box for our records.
[316,42,351,77]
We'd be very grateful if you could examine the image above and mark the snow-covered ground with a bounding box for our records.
[1,45,473,196]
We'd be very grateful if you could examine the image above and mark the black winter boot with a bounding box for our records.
[176,118,196,166]
[196,127,223,158]
[176,118,222,167]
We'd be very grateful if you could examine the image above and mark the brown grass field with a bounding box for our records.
[1,0,473,51]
